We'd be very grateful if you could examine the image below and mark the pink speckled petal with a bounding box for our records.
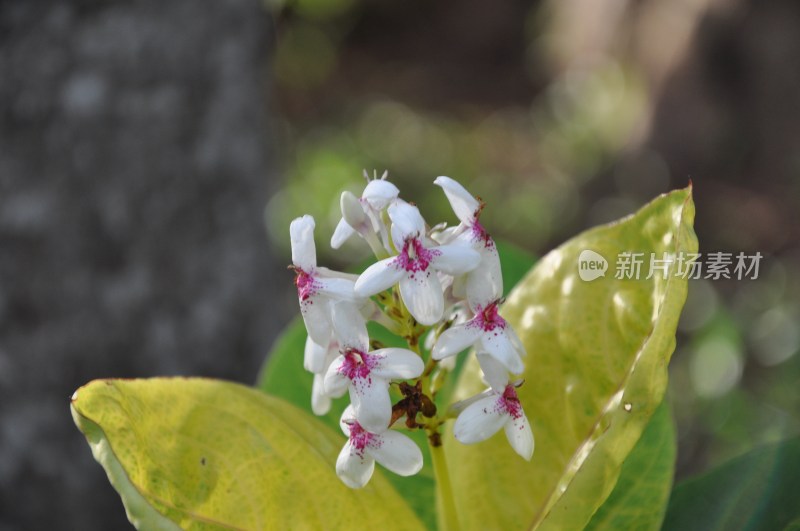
[350,377,392,433]
[480,330,525,374]
[336,441,375,489]
[453,394,507,444]
[504,412,534,461]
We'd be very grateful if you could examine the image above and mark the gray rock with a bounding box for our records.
[0,0,285,528]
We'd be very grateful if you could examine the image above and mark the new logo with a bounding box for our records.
[578,250,608,281]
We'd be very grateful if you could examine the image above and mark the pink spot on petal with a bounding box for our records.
[396,238,440,273]
[338,348,377,381]
[471,220,494,249]
[295,269,319,301]
[472,301,506,332]
[348,421,379,457]
[500,384,523,419]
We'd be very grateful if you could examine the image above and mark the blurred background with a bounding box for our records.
[2,0,799,528]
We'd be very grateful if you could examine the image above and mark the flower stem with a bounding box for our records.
[429,437,460,531]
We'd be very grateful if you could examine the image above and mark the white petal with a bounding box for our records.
[399,271,443,326]
[323,357,350,398]
[363,179,400,211]
[431,225,464,245]
[388,201,425,239]
[365,207,383,234]
[290,215,317,270]
[504,413,534,461]
[315,277,356,301]
[315,267,359,282]
[350,377,392,432]
[480,330,525,374]
[331,218,356,249]
[303,336,328,373]
[434,176,480,224]
[368,430,423,476]
[477,352,509,392]
[331,301,369,351]
[432,323,482,360]
[430,244,481,275]
[390,222,407,253]
[354,258,405,297]
[359,298,381,321]
[300,295,331,346]
[453,395,507,444]
[449,388,495,415]
[336,441,376,489]
[341,190,369,228]
[451,273,467,301]
[506,324,527,359]
[466,246,503,309]
[370,348,425,379]
[311,373,332,415]
[339,404,357,434]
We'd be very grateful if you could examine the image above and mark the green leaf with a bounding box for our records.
[71,378,423,530]
[585,399,676,530]
[256,240,535,530]
[444,187,697,530]
[663,436,800,531]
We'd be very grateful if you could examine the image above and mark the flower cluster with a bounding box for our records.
[290,172,533,488]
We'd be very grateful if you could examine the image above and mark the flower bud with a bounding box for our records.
[341,191,369,231]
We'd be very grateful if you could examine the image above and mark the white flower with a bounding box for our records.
[434,176,503,305]
[432,296,526,374]
[323,309,424,431]
[354,201,480,325]
[304,335,336,374]
[336,406,423,489]
[304,299,372,417]
[290,215,358,346]
[453,384,534,460]
[477,352,510,392]
[307,298,375,417]
[331,172,400,249]
[304,336,340,415]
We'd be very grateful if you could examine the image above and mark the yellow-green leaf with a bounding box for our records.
[71,378,424,530]
[444,187,697,530]
[585,400,676,530]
